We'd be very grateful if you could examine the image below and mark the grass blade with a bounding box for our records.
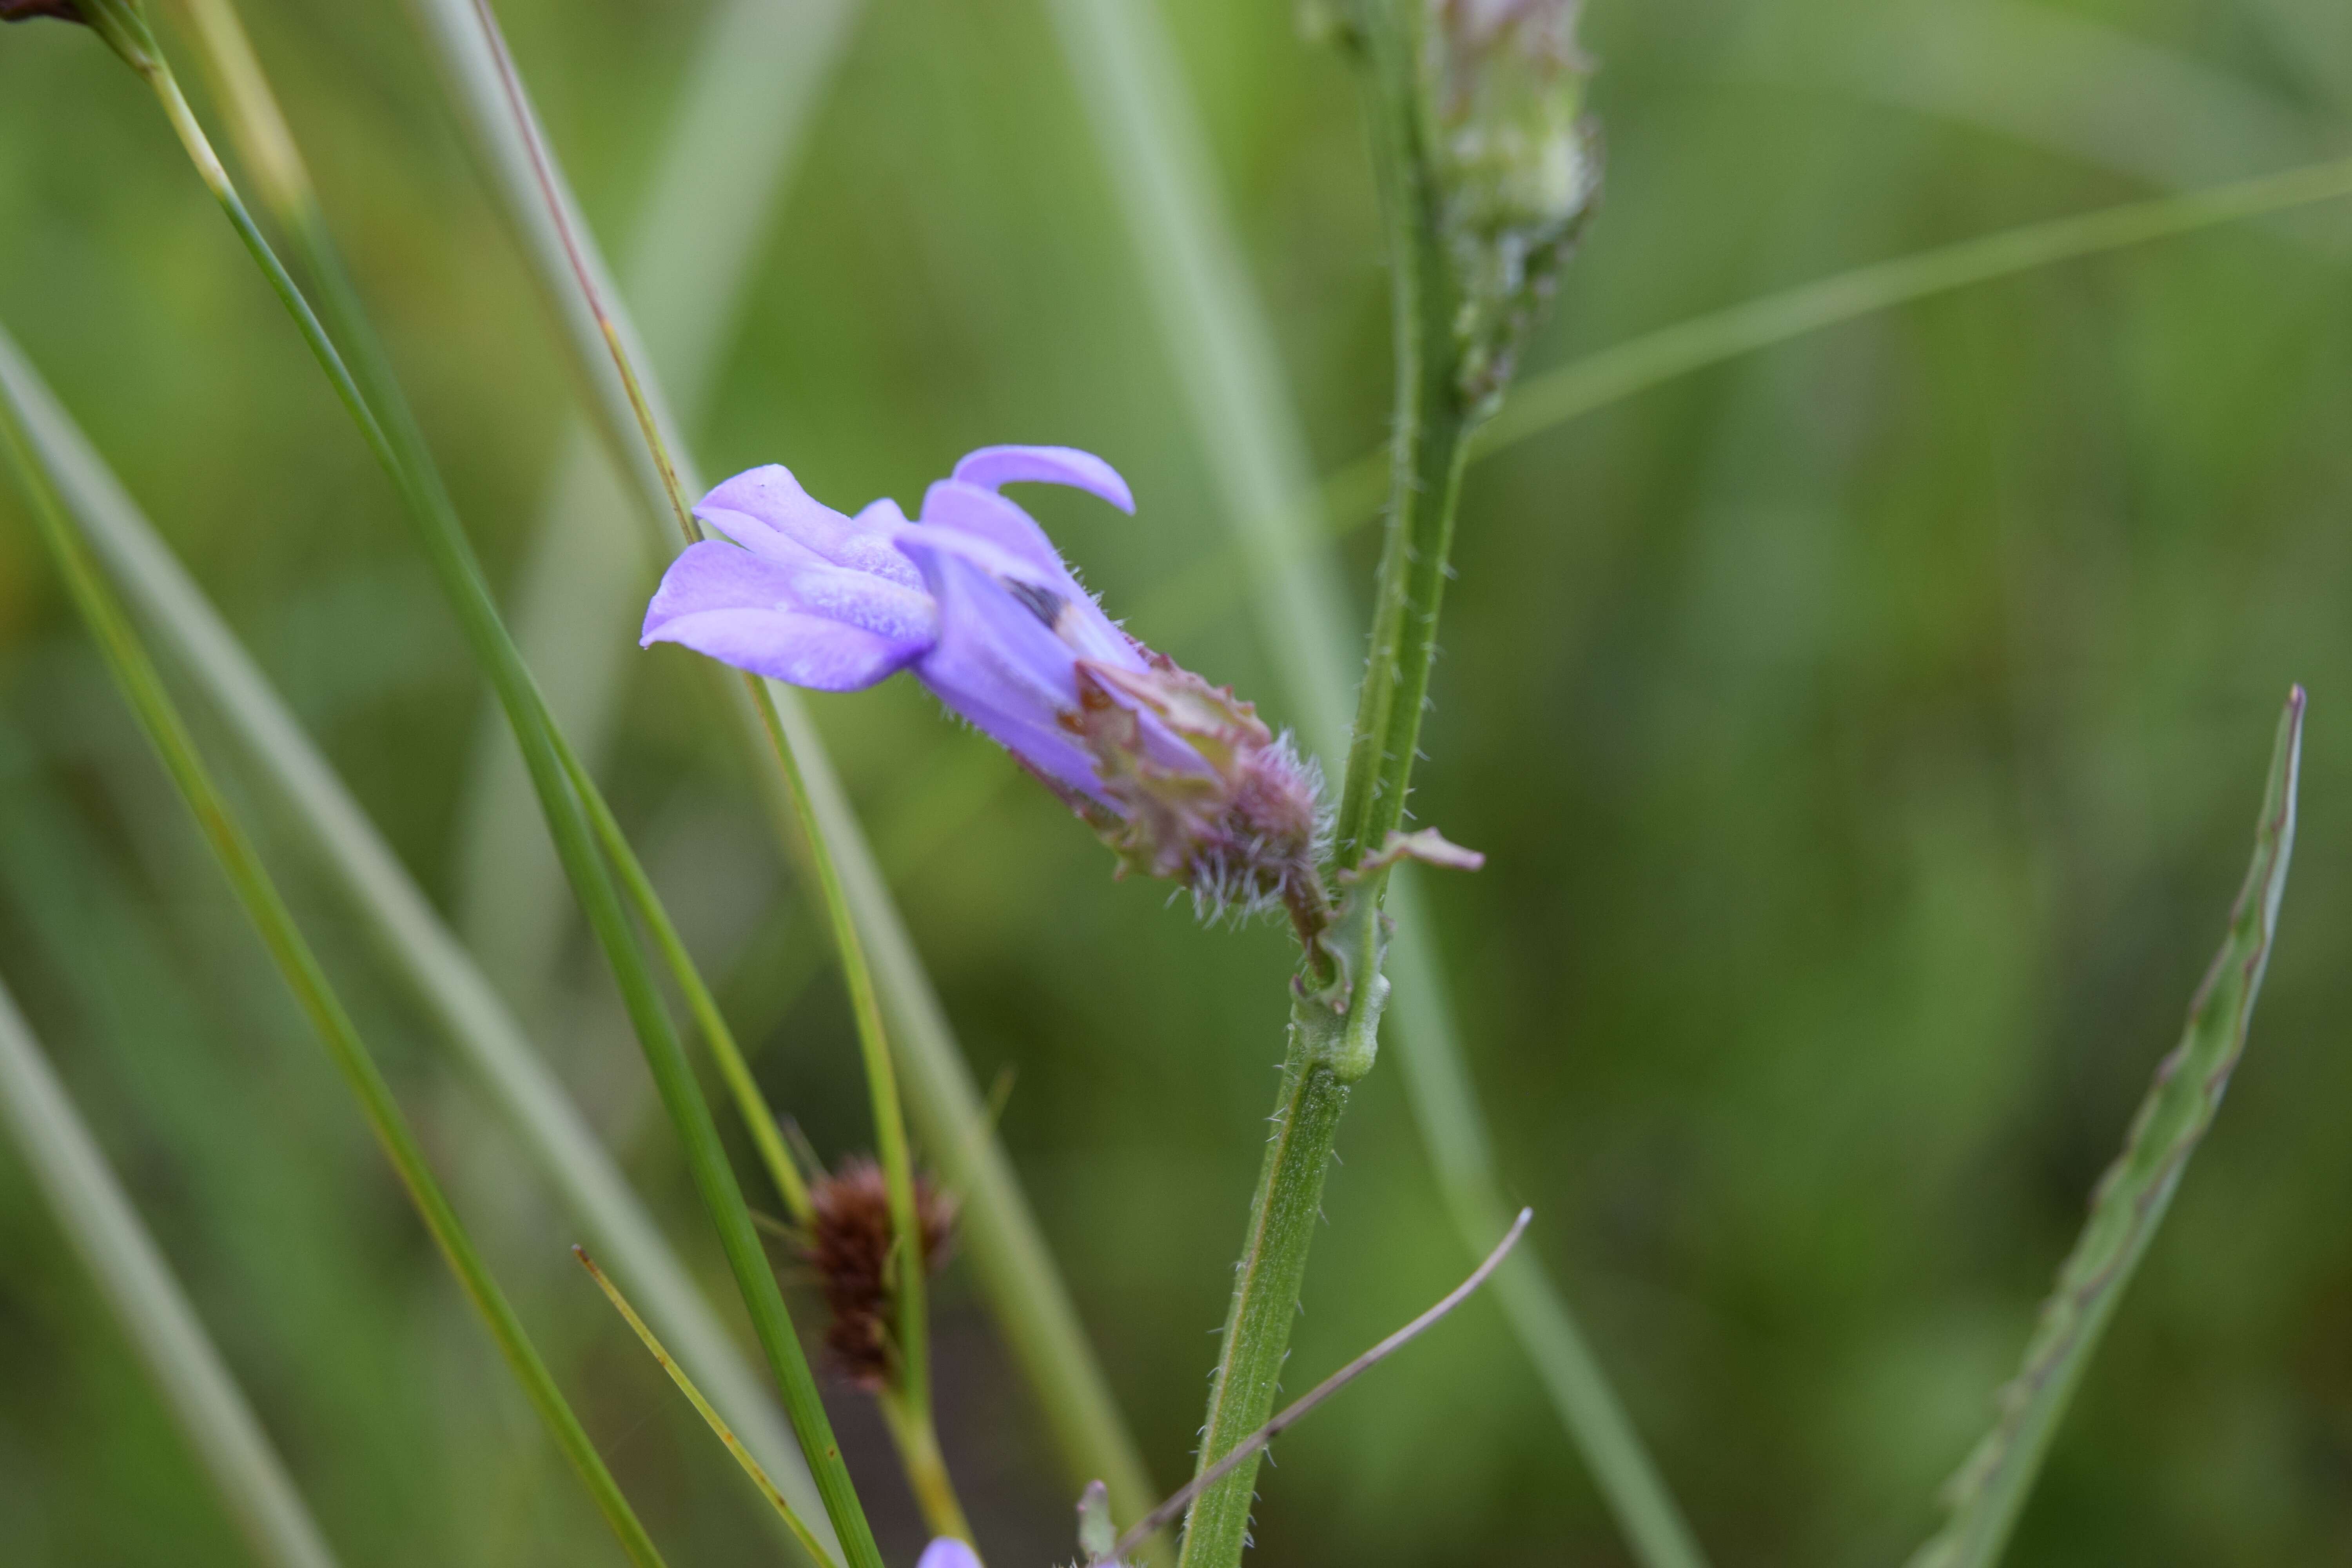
[453,0,857,1017]
[1042,4,1708,1565]
[558,727,813,1225]
[1909,687,2305,1568]
[0,974,343,1568]
[120,12,883,1556]
[1110,156,2352,647]
[1319,156,2352,527]
[397,0,1163,1529]
[444,7,951,1530]
[575,1248,841,1568]
[0,320,838,1561]
[0,300,670,1568]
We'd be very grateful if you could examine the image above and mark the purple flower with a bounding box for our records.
[643,445,1328,935]
[915,1540,981,1568]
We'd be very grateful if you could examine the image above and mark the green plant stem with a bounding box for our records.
[879,1390,978,1548]
[1177,14,1474,1564]
[1040,3,1704,1561]
[1174,1053,1353,1568]
[1330,14,1469,880]
[0,975,343,1568]
[95,32,883,1566]
[576,1248,841,1568]
[0,340,669,1568]
[739,679,939,1429]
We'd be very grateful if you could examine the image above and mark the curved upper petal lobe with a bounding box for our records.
[950,443,1135,514]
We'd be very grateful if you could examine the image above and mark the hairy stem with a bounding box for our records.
[1179,7,1475,1564]
[1175,1052,1353,1568]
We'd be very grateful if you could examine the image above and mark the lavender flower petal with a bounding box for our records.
[950,443,1135,514]
[696,463,922,589]
[640,540,927,690]
[642,446,1328,929]
[919,483,1142,669]
[897,535,1110,800]
[919,478,1074,582]
[914,1541,982,1568]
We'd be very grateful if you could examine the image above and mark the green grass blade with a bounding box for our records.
[1317,156,2352,526]
[453,0,856,1018]
[0,974,343,1568]
[1042,4,1707,1565]
[1909,688,2305,1568]
[575,1248,842,1568]
[0,310,671,1568]
[127,17,883,1557]
[557,724,813,1224]
[1099,158,2352,644]
[398,0,1163,1524]
[437,5,944,1509]
[0,320,839,1563]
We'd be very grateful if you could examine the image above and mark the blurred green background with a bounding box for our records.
[3,0,2350,1563]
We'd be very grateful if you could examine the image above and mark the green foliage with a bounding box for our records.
[1,0,2346,1563]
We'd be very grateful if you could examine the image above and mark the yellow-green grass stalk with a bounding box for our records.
[0,972,343,1568]
[441,4,954,1535]
[399,0,1156,1535]
[451,0,857,1032]
[0,301,669,1568]
[575,1247,840,1568]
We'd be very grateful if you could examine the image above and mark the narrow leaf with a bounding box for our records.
[574,1248,840,1568]
[0,301,671,1568]
[1910,686,2305,1568]
[0,975,341,1568]
[120,16,881,1559]
[0,320,837,1560]
[397,0,1161,1527]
